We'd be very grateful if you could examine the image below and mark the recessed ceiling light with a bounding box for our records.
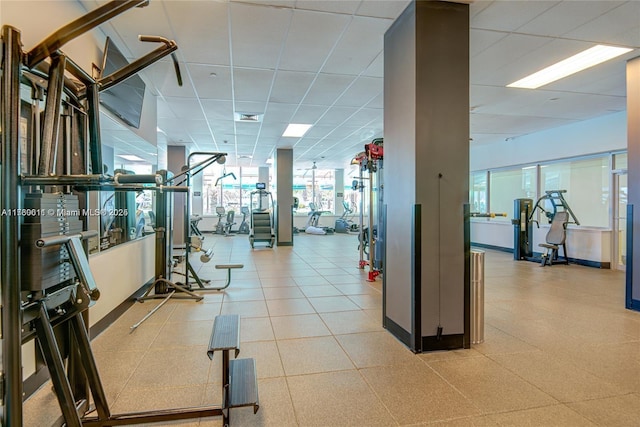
[119,154,145,161]
[507,44,633,89]
[283,124,312,138]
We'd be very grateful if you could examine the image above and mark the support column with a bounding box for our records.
[168,145,187,245]
[275,149,294,246]
[335,168,344,216]
[383,0,470,352]
[627,56,640,311]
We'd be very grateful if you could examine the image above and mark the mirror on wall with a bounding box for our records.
[91,110,159,253]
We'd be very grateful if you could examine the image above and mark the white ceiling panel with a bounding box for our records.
[356,0,412,19]
[165,98,206,120]
[269,71,317,104]
[258,123,288,139]
[235,122,261,137]
[517,1,625,38]
[163,0,230,65]
[303,125,339,140]
[471,113,577,136]
[322,16,390,75]
[469,29,508,58]
[304,73,356,106]
[232,68,275,102]
[471,33,555,85]
[362,53,384,78]
[279,9,351,72]
[290,105,329,124]
[296,0,360,15]
[565,1,640,46]
[333,76,382,107]
[316,106,360,126]
[229,2,292,69]
[201,100,234,121]
[185,64,232,100]
[345,108,383,127]
[472,0,560,33]
[263,103,298,122]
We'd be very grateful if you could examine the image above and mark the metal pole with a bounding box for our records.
[471,250,485,344]
[368,155,375,276]
[86,83,103,174]
[358,167,364,268]
[38,53,66,176]
[2,25,24,427]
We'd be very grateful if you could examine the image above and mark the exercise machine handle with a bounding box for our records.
[139,35,183,87]
[35,230,98,248]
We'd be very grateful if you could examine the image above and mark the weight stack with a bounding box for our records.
[21,193,84,291]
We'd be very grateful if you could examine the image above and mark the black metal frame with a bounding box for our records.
[0,1,238,425]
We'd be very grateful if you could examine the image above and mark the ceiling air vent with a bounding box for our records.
[234,112,263,123]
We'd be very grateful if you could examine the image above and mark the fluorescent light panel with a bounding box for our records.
[119,154,145,161]
[507,44,632,89]
[283,123,312,137]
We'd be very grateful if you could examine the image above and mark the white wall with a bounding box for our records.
[88,235,156,326]
[471,111,626,171]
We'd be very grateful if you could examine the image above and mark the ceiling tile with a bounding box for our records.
[471,0,561,33]
[304,73,356,106]
[229,2,292,69]
[279,9,351,72]
[356,0,412,19]
[164,0,230,65]
[233,68,275,102]
[296,0,360,15]
[270,71,317,104]
[564,1,640,46]
[185,64,232,100]
[322,16,390,75]
[334,76,383,107]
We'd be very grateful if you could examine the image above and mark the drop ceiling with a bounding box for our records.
[79,0,640,169]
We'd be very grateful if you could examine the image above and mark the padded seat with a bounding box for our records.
[539,211,569,266]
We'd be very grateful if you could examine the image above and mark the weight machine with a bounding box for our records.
[352,138,384,282]
[0,1,256,425]
[512,190,580,262]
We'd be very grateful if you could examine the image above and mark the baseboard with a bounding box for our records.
[471,242,610,269]
[421,334,465,351]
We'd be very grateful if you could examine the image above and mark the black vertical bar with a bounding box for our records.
[38,53,66,176]
[34,305,83,427]
[626,204,634,309]
[86,83,103,174]
[1,25,24,427]
[382,204,387,327]
[411,204,422,352]
[69,314,111,420]
[222,350,230,426]
[463,204,471,349]
[155,171,169,283]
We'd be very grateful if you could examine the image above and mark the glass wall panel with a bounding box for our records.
[540,157,609,227]
[489,167,537,221]
[470,171,488,214]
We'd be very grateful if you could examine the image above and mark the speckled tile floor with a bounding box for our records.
[23,234,640,426]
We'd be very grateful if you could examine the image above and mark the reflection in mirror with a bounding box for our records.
[95,109,158,252]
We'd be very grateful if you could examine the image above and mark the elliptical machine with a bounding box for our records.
[335,200,355,233]
[238,206,250,234]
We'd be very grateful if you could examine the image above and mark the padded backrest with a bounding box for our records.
[226,210,235,223]
[546,211,569,245]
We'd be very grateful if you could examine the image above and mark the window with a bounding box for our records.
[293,168,336,214]
[489,167,537,221]
[540,157,609,227]
[470,171,488,214]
